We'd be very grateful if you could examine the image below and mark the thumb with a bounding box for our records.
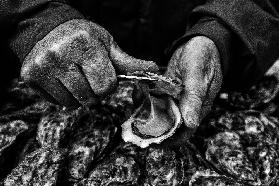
[109,41,159,74]
[178,54,217,130]
[165,45,208,130]
[171,36,221,130]
[179,83,205,130]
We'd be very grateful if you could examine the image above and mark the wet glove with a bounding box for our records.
[21,19,158,108]
[164,36,223,145]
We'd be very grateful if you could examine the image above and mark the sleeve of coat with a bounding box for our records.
[0,0,85,63]
[171,0,279,90]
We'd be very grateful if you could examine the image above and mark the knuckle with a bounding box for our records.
[51,35,91,63]
[68,31,91,47]
[21,51,57,83]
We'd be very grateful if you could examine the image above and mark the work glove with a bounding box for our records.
[20,19,158,108]
[164,36,223,146]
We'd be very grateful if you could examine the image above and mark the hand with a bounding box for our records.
[21,19,158,108]
[164,36,222,145]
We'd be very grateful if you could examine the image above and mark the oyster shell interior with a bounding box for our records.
[133,95,174,138]
[122,93,182,148]
[120,72,183,148]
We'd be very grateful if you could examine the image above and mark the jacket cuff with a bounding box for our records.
[169,17,232,81]
[9,2,84,63]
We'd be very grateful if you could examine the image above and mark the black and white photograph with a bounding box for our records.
[0,0,279,185]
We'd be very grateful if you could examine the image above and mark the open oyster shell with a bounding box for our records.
[120,72,183,148]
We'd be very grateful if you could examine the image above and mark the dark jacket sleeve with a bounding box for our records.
[172,0,279,90]
[0,0,84,63]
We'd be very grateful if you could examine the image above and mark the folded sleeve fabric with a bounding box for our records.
[171,0,279,90]
[0,0,84,63]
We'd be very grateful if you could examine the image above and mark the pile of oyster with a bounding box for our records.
[0,70,279,185]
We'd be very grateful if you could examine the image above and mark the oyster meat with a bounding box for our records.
[120,72,182,148]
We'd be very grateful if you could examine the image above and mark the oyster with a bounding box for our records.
[78,153,141,186]
[193,110,279,185]
[4,147,66,186]
[223,75,279,109]
[0,120,32,180]
[120,72,182,148]
[144,147,184,185]
[189,169,242,186]
[68,122,117,181]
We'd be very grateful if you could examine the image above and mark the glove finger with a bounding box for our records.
[57,63,99,107]
[179,62,209,129]
[31,77,80,108]
[166,47,207,130]
[200,60,223,119]
[81,47,117,96]
[179,90,203,129]
[109,41,159,74]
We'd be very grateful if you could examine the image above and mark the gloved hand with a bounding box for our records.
[21,19,158,108]
[164,36,223,145]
